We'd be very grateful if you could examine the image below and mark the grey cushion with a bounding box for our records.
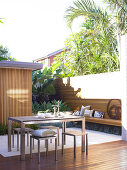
[84,109,94,117]
[31,129,57,137]
[94,111,104,118]
[73,110,80,116]
[80,105,91,115]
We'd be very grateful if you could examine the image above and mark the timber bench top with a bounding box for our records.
[85,117,121,126]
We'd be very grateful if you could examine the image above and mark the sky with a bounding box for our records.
[0,0,104,62]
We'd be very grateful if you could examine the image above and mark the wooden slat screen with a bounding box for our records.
[0,68,32,125]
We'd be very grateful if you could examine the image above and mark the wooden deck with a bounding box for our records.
[0,140,127,170]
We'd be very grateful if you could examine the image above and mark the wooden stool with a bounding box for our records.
[30,135,57,164]
[62,131,88,158]
[12,128,33,151]
[39,126,60,146]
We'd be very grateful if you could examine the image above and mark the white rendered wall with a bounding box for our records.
[63,71,122,99]
[121,34,127,141]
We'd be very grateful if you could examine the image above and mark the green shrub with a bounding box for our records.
[85,122,121,135]
[26,124,38,130]
[0,124,8,135]
[73,122,121,135]
[32,101,42,114]
[32,100,71,114]
[0,123,38,135]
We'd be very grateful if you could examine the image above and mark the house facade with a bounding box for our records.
[33,47,68,67]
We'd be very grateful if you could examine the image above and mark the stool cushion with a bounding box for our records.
[39,126,59,130]
[63,130,86,136]
[31,129,57,137]
[13,128,33,132]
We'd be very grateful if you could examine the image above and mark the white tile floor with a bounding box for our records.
[0,128,121,157]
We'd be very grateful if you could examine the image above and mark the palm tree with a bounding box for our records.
[64,0,119,68]
[65,0,126,60]
[0,18,4,24]
[65,0,118,53]
[105,0,127,59]
[105,0,127,35]
[65,0,105,28]
[0,18,6,61]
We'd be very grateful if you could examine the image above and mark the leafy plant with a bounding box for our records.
[32,101,42,114]
[0,45,16,61]
[0,123,8,135]
[0,18,4,24]
[0,123,38,135]
[105,0,127,59]
[32,100,71,114]
[105,0,127,35]
[32,62,63,103]
[51,100,71,111]
[0,19,16,61]
[55,0,120,76]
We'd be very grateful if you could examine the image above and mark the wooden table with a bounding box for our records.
[8,115,85,161]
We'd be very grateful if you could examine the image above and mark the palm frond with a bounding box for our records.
[0,18,4,24]
[65,0,102,27]
[105,0,127,34]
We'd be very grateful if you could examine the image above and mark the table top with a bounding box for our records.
[8,115,85,124]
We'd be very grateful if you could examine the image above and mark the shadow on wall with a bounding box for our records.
[53,77,121,120]
[53,77,82,111]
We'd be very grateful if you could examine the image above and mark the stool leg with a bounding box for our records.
[82,134,85,152]
[55,137,57,161]
[17,131,19,151]
[27,131,29,147]
[12,130,14,148]
[38,139,40,164]
[30,136,32,159]
[46,139,48,156]
[74,135,76,158]
[57,128,60,146]
[33,138,34,150]
[86,134,88,155]
[62,133,64,154]
[45,140,46,148]
[62,122,66,145]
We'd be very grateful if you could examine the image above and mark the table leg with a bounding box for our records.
[82,118,85,152]
[62,121,66,145]
[20,122,25,161]
[8,119,11,152]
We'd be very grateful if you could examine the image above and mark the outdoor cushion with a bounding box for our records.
[31,129,57,137]
[73,110,80,116]
[84,109,94,117]
[94,111,104,118]
[80,105,91,115]
[45,113,54,118]
[38,112,45,118]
